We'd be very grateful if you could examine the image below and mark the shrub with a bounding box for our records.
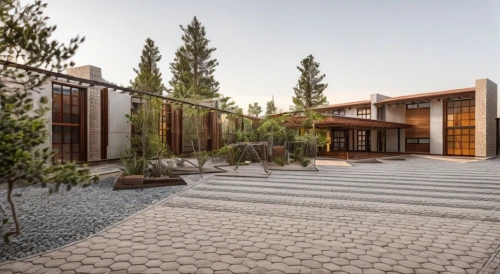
[274,157,285,166]
[300,157,311,167]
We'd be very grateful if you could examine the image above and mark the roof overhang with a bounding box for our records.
[314,116,412,130]
[374,88,475,106]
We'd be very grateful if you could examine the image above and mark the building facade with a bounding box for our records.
[312,78,498,157]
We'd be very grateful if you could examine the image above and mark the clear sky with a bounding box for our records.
[42,0,499,115]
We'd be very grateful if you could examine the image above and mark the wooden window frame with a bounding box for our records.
[52,82,87,163]
[332,109,345,116]
[332,130,346,151]
[357,130,366,151]
[357,108,371,119]
[406,103,430,110]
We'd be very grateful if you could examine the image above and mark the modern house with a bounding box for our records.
[2,63,254,163]
[277,78,498,158]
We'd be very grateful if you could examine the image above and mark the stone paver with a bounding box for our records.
[1,157,500,273]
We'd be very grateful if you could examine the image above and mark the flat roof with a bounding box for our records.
[314,100,372,111]
[374,87,475,105]
[315,116,412,129]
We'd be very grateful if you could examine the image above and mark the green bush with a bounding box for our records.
[274,157,285,166]
[300,157,311,167]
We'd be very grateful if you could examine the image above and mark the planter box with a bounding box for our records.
[113,172,186,190]
[118,174,144,185]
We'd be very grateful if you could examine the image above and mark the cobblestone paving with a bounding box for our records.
[1,157,500,274]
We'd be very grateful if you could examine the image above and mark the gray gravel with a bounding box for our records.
[0,175,185,263]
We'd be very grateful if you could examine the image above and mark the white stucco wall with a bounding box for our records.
[385,105,406,152]
[107,91,131,159]
[385,104,406,123]
[370,94,390,151]
[430,99,444,155]
[344,107,357,118]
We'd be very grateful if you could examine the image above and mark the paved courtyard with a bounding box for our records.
[1,156,500,274]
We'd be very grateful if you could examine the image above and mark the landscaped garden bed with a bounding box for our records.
[0,175,185,263]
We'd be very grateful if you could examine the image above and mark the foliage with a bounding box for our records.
[168,16,220,99]
[300,157,311,167]
[192,151,210,168]
[255,118,293,147]
[0,0,96,243]
[119,149,146,176]
[291,54,328,111]
[296,130,327,148]
[130,38,165,94]
[274,156,285,166]
[124,96,172,177]
[265,96,277,115]
[247,102,262,117]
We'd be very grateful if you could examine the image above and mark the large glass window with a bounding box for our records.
[52,84,83,162]
[332,130,346,151]
[357,108,371,119]
[445,99,475,156]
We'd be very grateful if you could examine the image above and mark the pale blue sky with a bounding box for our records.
[43,0,499,114]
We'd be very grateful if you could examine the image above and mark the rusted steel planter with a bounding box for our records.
[113,173,186,190]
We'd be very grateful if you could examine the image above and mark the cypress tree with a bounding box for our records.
[130,38,165,94]
[169,16,220,99]
[292,54,328,110]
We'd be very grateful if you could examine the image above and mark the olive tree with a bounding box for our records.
[0,0,97,243]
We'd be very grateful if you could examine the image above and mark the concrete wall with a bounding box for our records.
[385,104,406,152]
[385,104,406,123]
[475,79,498,157]
[370,94,390,151]
[107,91,131,159]
[429,99,444,155]
[386,129,405,152]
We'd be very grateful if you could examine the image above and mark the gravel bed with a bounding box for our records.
[0,175,185,263]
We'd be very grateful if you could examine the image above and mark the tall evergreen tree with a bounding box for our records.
[292,54,328,110]
[248,102,262,117]
[168,16,220,99]
[130,38,165,94]
[266,96,277,115]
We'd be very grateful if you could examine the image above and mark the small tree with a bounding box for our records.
[130,38,165,94]
[247,102,262,117]
[0,0,97,243]
[292,54,328,110]
[265,96,277,115]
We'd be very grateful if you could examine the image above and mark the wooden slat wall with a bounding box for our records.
[100,88,108,160]
[169,106,183,155]
[405,108,430,153]
[405,108,430,137]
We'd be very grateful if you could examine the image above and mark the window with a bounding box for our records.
[159,104,171,146]
[406,138,430,144]
[357,108,371,119]
[52,84,84,163]
[377,106,385,121]
[332,130,346,151]
[406,102,430,109]
[445,98,475,156]
[357,130,366,151]
[332,109,345,116]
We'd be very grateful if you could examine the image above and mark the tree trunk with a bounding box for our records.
[4,181,20,243]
